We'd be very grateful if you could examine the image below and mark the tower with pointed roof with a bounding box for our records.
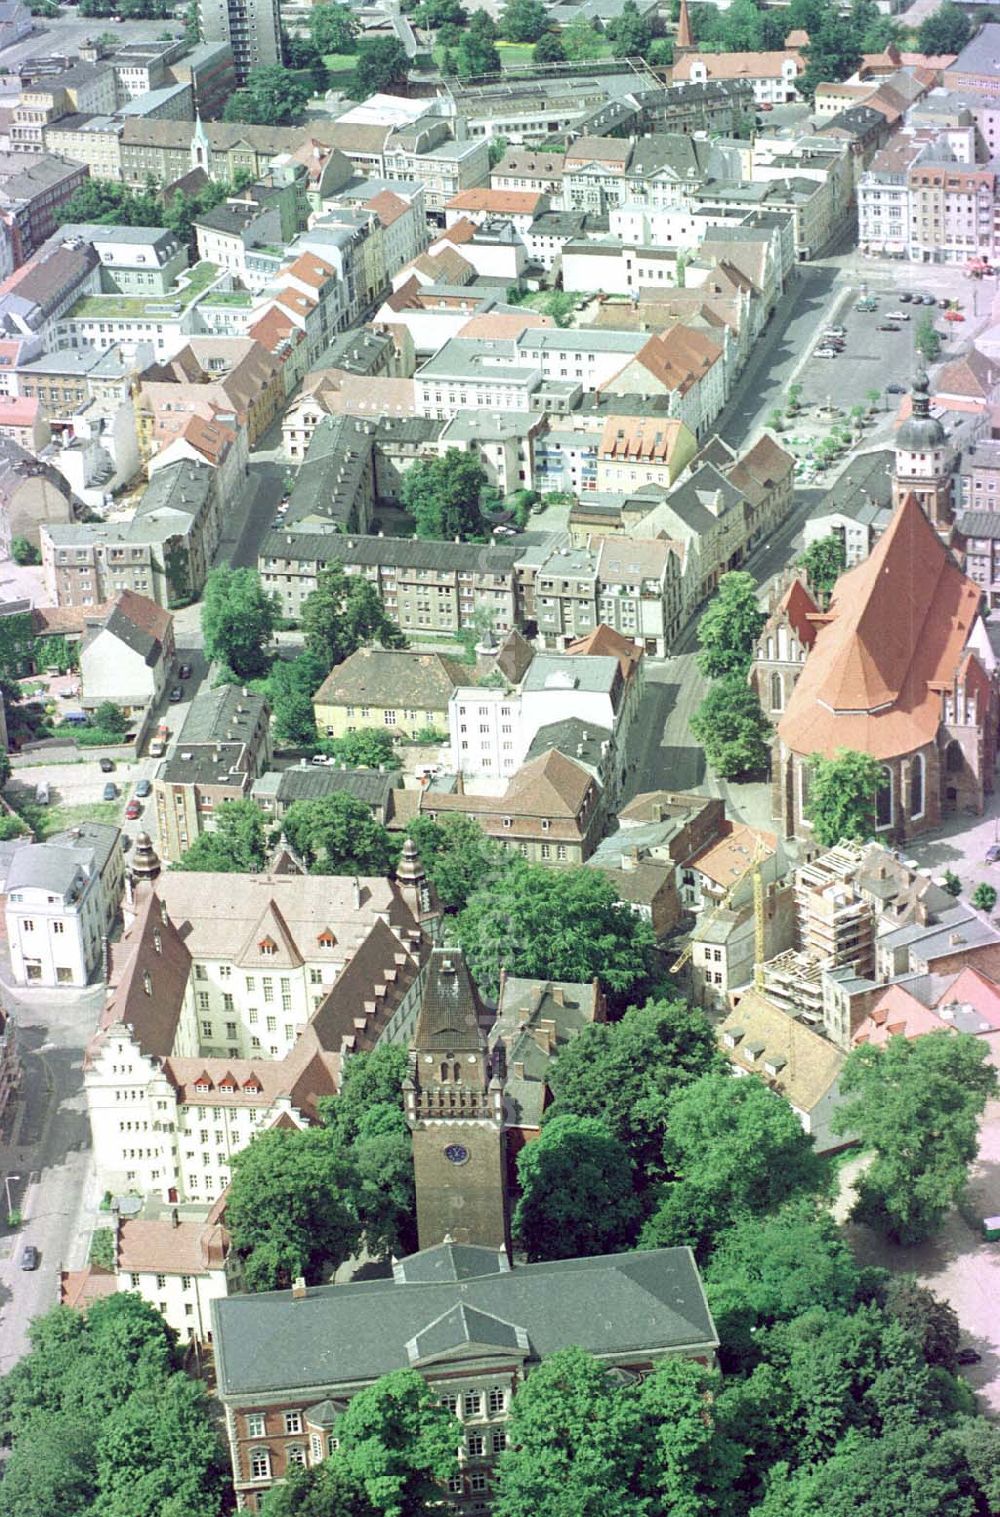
[676,0,694,53]
[404,948,509,1254]
[892,368,954,530]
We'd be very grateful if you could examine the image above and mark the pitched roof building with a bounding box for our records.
[758,494,999,839]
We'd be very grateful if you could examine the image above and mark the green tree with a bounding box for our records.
[349,36,409,96]
[327,1044,409,1145]
[264,650,326,747]
[758,1421,977,1517]
[301,562,405,670]
[325,727,400,769]
[95,1371,227,1517]
[455,7,501,74]
[227,1123,360,1290]
[704,1200,862,1368]
[456,862,655,1006]
[833,1032,998,1244]
[513,1113,640,1260]
[184,0,199,40]
[174,799,269,873]
[637,1358,747,1517]
[533,30,564,59]
[310,1,358,52]
[223,64,310,123]
[11,536,40,565]
[642,1071,824,1258]
[400,449,487,540]
[690,676,772,780]
[915,313,942,361]
[92,701,127,735]
[57,177,162,228]
[606,0,652,56]
[696,570,765,678]
[942,869,962,897]
[917,1,970,54]
[500,0,548,40]
[412,0,466,24]
[546,997,720,1178]
[972,882,997,914]
[493,1347,648,1517]
[798,534,846,603]
[879,1275,960,1372]
[345,1102,417,1259]
[407,814,507,911]
[798,16,863,99]
[281,791,399,875]
[262,1462,378,1517]
[561,16,603,57]
[805,748,885,846]
[201,565,278,679]
[336,1370,459,1517]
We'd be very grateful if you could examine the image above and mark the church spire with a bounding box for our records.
[677,0,693,51]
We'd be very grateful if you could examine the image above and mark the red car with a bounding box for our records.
[125,800,142,820]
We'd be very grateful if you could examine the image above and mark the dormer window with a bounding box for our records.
[143,971,152,995]
[259,937,277,956]
[153,930,162,954]
[317,929,335,948]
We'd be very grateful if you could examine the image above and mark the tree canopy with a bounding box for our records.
[200,566,279,679]
[301,563,406,671]
[310,1,358,53]
[690,676,772,780]
[917,1,970,54]
[335,1370,459,1517]
[407,813,507,911]
[798,534,846,603]
[223,64,310,124]
[500,0,548,41]
[280,792,399,875]
[513,1113,640,1260]
[227,1123,361,1290]
[0,1294,226,1517]
[323,727,401,769]
[834,1031,997,1243]
[696,571,765,678]
[456,863,655,1007]
[173,799,270,873]
[546,996,720,1178]
[642,1071,824,1258]
[262,650,327,747]
[349,37,409,97]
[400,450,488,540]
[606,0,652,57]
[915,312,942,362]
[805,748,884,846]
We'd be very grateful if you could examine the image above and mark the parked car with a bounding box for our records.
[20,1244,39,1271]
[986,844,1000,864]
[898,291,913,302]
[886,382,907,394]
[103,782,117,801]
[135,778,152,798]
[758,101,773,111]
[125,799,141,820]
[826,325,847,335]
[168,687,183,703]
[876,323,901,332]
[178,663,192,680]
[956,1347,982,1365]
[921,293,937,304]
[886,311,910,321]
[311,753,335,766]
[99,757,115,773]
[814,348,839,358]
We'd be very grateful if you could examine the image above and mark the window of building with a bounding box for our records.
[876,766,893,830]
[287,1445,306,1468]
[284,1411,302,1435]
[467,1433,485,1457]
[463,1392,482,1418]
[156,1273,166,1289]
[440,1393,459,1415]
[470,1472,488,1493]
[491,1430,507,1454]
[487,1388,506,1415]
[249,1448,271,1481]
[909,752,925,820]
[310,1433,323,1461]
[130,1271,140,1289]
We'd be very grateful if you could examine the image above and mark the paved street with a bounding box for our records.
[0,982,105,1375]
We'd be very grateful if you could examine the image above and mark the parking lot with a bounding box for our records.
[792,289,929,413]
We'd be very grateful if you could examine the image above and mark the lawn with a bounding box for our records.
[496,41,535,67]
[15,799,123,842]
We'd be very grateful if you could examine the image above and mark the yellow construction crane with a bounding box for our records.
[671,831,771,978]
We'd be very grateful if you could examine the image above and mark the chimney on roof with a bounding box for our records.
[352,877,361,910]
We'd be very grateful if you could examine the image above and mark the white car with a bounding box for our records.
[886,311,910,321]
[814,347,839,358]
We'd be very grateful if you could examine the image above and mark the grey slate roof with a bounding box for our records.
[258,764,401,811]
[522,654,619,697]
[261,529,521,576]
[811,449,894,524]
[178,683,268,746]
[958,510,1000,539]
[212,1243,718,1395]
[526,717,610,772]
[7,821,119,894]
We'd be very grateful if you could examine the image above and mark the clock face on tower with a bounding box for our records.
[444,1143,469,1165]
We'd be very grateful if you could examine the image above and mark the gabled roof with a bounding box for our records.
[412,948,486,1053]
[566,622,643,681]
[770,576,819,649]
[779,494,984,761]
[237,897,304,970]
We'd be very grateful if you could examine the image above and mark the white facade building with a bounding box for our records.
[5,824,124,987]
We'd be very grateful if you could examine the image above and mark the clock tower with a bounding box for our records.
[404,948,509,1254]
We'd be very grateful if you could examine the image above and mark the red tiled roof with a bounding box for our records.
[778,494,984,762]
[446,188,546,214]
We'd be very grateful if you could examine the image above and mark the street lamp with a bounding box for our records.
[4,1174,20,1222]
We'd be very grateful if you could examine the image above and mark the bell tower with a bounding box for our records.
[404,949,508,1253]
[892,368,954,531]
